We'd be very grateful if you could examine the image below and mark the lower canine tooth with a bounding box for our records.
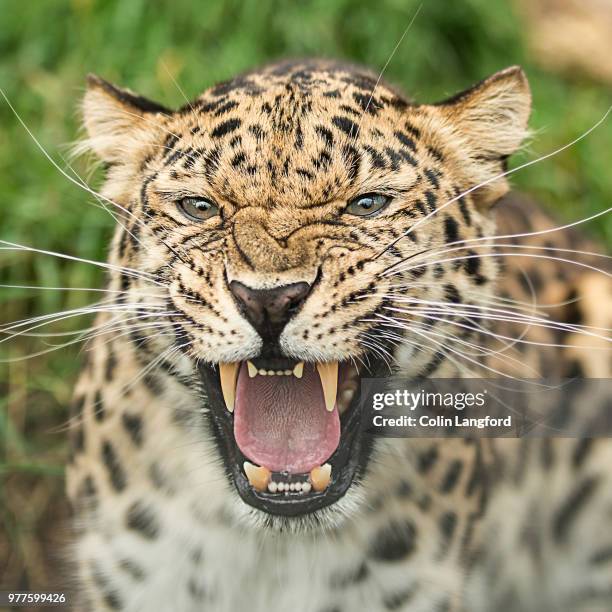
[247,361,258,378]
[219,362,240,412]
[293,362,304,378]
[309,463,332,492]
[243,462,271,492]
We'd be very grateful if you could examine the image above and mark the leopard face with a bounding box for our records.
[81,59,530,521]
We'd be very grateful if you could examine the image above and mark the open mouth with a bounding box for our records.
[199,357,383,516]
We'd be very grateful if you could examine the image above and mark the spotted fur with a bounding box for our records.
[66,59,612,611]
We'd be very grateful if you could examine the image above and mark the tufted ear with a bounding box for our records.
[435,66,531,207]
[81,75,171,163]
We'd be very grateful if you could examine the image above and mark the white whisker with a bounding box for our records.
[0,240,161,283]
[355,4,423,132]
[382,241,611,277]
[387,251,611,280]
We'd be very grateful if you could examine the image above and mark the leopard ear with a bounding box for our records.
[435,66,531,207]
[81,75,171,163]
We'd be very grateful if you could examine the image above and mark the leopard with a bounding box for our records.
[65,58,612,612]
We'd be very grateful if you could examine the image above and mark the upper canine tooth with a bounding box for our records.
[293,362,304,378]
[247,361,258,378]
[219,362,240,412]
[316,362,339,412]
[243,461,271,492]
[309,463,332,492]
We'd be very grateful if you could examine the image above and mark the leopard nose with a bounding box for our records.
[229,281,312,341]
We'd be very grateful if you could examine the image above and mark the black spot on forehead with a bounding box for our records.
[404,122,421,138]
[231,151,246,168]
[339,104,360,117]
[247,124,265,140]
[332,116,360,138]
[383,94,410,111]
[394,130,417,152]
[313,150,332,169]
[324,89,341,98]
[229,135,242,148]
[315,125,335,148]
[193,96,228,114]
[210,118,242,138]
[213,100,239,117]
[341,72,378,91]
[353,91,384,115]
[365,145,386,170]
[384,147,403,171]
[210,76,258,97]
[427,145,444,161]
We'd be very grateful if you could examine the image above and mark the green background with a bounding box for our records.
[0,0,610,592]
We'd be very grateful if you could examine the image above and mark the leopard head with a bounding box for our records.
[81,59,530,526]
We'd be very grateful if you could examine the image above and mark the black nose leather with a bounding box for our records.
[229,281,311,341]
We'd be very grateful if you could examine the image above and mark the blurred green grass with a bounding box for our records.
[0,0,611,591]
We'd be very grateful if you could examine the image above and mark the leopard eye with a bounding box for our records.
[177,197,220,221]
[345,193,391,217]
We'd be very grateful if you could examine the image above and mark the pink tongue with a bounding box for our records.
[234,363,340,474]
